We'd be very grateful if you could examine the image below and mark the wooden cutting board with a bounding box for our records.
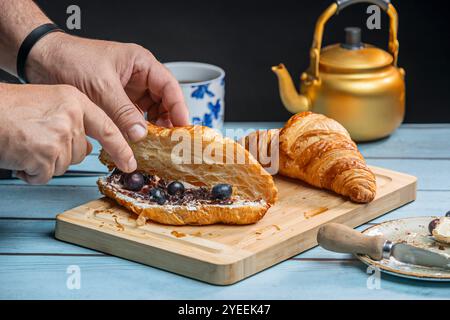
[55,166,416,285]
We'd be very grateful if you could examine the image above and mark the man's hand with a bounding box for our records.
[26,33,190,142]
[0,83,137,184]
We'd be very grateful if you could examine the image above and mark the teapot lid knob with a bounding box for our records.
[342,27,364,50]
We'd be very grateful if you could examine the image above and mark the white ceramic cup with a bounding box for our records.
[165,62,225,130]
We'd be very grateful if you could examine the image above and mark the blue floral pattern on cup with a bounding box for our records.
[208,99,221,120]
[191,84,215,100]
[192,112,213,128]
[203,113,213,128]
[192,117,202,125]
[192,98,221,128]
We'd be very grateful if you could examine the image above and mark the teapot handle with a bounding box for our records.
[309,0,399,79]
[337,0,390,12]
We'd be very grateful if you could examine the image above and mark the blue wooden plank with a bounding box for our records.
[0,176,99,186]
[1,255,448,300]
[0,186,101,218]
[368,190,450,222]
[358,125,450,159]
[366,159,450,191]
[0,220,97,255]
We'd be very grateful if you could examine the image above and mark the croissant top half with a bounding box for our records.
[100,122,278,204]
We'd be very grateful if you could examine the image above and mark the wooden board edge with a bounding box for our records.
[54,217,243,285]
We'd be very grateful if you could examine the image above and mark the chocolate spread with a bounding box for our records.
[106,170,235,206]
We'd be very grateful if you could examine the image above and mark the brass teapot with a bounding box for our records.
[273,0,405,142]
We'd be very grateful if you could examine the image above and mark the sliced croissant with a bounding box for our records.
[240,112,376,203]
[98,122,278,225]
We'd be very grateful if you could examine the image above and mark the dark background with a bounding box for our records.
[1,0,449,122]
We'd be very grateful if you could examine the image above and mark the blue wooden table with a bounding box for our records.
[1,123,450,300]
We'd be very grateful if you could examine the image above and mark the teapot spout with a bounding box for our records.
[272,64,310,113]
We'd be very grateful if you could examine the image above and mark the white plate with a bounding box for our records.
[357,217,450,281]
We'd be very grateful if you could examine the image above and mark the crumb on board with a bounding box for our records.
[191,231,202,237]
[255,224,281,236]
[94,208,115,215]
[171,230,186,238]
[114,217,124,231]
[304,207,329,219]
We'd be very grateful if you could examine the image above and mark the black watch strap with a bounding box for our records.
[16,23,64,84]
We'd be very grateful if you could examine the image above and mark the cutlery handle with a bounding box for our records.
[317,223,386,260]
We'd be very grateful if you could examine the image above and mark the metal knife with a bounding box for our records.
[317,223,450,270]
[0,169,107,179]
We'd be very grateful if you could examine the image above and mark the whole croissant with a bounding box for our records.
[241,112,376,203]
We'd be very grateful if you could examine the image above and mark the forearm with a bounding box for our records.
[0,0,51,75]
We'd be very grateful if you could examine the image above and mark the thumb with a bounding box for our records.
[96,77,148,143]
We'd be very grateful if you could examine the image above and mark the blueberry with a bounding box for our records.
[123,172,145,191]
[167,181,185,196]
[446,211,450,217]
[429,218,440,235]
[211,184,233,200]
[149,188,166,205]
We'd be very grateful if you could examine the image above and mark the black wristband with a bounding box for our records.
[16,23,64,84]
